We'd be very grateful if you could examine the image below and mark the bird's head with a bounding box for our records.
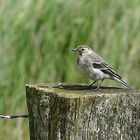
[72,45,92,56]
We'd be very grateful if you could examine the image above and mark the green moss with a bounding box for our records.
[34,85,135,98]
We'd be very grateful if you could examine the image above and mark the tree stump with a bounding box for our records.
[26,83,140,140]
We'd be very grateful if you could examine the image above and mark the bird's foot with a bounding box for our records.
[94,86,101,91]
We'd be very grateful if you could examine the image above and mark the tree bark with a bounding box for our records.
[26,84,140,140]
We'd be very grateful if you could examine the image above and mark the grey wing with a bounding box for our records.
[87,52,122,79]
[93,62,122,79]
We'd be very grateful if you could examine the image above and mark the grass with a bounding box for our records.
[0,0,140,139]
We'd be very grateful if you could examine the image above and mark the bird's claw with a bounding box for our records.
[94,86,101,91]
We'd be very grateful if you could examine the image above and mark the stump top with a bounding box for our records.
[25,83,138,98]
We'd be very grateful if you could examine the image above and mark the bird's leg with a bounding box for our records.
[96,79,104,90]
[86,80,97,89]
[89,80,97,86]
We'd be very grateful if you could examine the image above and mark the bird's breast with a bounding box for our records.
[77,56,88,69]
[77,56,95,78]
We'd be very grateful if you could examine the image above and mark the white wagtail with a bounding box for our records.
[72,45,132,90]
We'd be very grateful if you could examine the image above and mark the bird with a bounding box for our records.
[72,45,132,90]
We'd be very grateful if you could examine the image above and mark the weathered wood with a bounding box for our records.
[26,84,140,140]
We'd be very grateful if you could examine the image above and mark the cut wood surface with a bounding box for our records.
[26,83,140,140]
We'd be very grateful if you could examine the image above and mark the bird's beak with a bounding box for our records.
[72,48,77,52]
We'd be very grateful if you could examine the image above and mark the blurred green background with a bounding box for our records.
[0,0,140,139]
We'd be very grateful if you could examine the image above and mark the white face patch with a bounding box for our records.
[77,47,92,57]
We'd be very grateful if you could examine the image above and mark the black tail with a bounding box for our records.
[113,77,134,90]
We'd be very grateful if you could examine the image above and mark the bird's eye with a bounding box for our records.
[81,48,84,51]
